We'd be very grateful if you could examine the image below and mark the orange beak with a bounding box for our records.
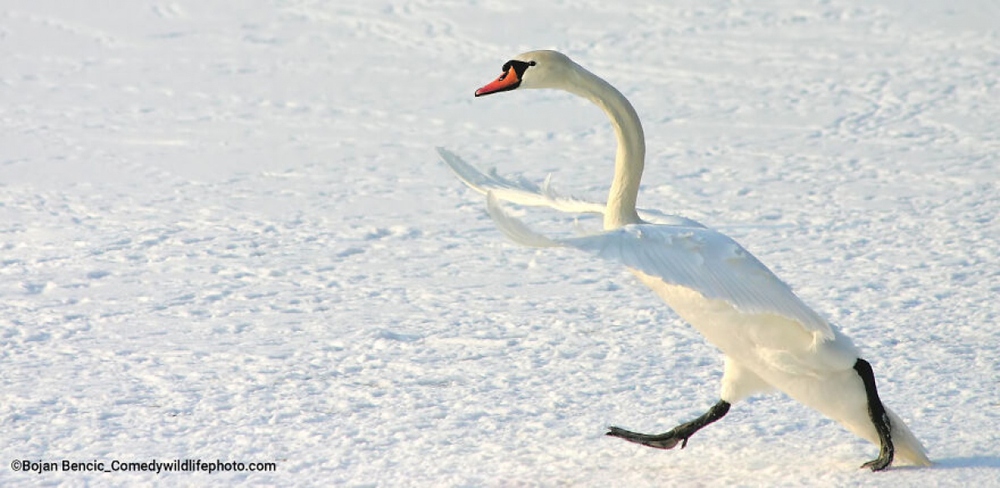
[475,66,521,97]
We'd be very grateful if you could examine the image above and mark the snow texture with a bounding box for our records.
[1,0,998,486]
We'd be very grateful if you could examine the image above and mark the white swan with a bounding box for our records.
[440,50,931,470]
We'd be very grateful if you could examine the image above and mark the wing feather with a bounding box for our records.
[486,193,834,341]
[438,147,705,227]
[567,225,833,340]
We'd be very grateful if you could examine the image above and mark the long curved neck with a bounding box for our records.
[565,66,645,230]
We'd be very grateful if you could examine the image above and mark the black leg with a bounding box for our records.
[607,400,731,450]
[853,358,894,471]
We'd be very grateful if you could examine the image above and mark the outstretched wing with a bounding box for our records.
[485,193,834,341]
[437,147,704,227]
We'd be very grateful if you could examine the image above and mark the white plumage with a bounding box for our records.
[441,50,930,469]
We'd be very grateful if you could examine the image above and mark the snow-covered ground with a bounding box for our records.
[2,0,998,485]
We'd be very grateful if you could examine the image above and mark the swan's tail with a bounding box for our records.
[835,401,932,467]
[886,407,933,467]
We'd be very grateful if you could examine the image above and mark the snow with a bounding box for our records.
[1,0,998,485]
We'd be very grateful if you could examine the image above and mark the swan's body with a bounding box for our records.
[441,50,930,469]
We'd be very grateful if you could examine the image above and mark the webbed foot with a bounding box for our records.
[607,400,731,451]
[606,426,690,449]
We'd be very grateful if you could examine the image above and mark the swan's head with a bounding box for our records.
[474,50,578,97]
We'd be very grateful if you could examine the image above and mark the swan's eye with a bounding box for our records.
[528,60,536,66]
